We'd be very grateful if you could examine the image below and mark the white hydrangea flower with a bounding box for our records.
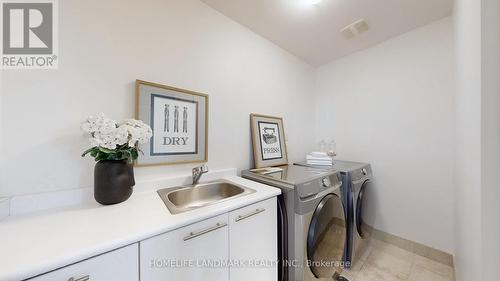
[114,125,130,146]
[89,137,102,147]
[82,114,152,150]
[119,119,153,147]
[81,114,100,134]
[81,113,117,134]
[121,119,144,127]
[95,132,113,149]
[123,125,140,147]
[97,118,117,135]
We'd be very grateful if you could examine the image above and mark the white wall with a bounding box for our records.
[453,0,482,279]
[0,62,3,198]
[315,18,455,253]
[0,0,316,197]
[480,0,500,279]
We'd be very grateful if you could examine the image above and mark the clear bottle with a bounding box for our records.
[318,139,327,153]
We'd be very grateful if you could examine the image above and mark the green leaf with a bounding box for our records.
[131,149,139,160]
[95,152,105,161]
[81,147,95,157]
[82,145,143,162]
[122,150,131,159]
[98,147,115,153]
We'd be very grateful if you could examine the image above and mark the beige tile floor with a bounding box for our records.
[340,239,454,281]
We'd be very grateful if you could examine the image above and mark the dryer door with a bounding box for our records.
[307,193,347,278]
[356,179,374,238]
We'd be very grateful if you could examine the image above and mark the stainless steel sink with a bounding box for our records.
[157,180,255,214]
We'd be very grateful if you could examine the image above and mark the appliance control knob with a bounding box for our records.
[322,177,331,187]
[362,168,367,175]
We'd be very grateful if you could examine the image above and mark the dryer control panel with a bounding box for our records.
[350,165,372,181]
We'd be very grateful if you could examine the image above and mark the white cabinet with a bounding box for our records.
[27,197,278,281]
[139,198,278,281]
[229,197,277,281]
[28,244,139,281]
[140,213,230,281]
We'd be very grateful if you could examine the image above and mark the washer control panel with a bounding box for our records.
[321,177,331,187]
[319,173,342,192]
[297,172,342,199]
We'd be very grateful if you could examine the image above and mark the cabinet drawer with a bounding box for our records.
[140,213,229,281]
[230,198,276,225]
[28,243,139,281]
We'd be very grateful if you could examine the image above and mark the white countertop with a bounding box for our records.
[0,176,280,281]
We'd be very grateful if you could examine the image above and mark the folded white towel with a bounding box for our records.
[307,160,333,166]
[306,151,333,166]
[310,151,328,158]
[306,159,332,163]
[306,154,332,161]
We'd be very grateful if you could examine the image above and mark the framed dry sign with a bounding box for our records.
[135,80,208,166]
[250,113,288,168]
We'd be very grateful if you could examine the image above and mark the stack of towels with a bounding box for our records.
[306,152,333,166]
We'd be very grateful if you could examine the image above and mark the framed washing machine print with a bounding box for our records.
[250,113,288,168]
[135,80,208,166]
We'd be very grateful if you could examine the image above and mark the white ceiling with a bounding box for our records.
[200,0,454,66]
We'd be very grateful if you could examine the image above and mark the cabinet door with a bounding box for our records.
[28,244,138,281]
[140,213,229,281]
[229,197,277,281]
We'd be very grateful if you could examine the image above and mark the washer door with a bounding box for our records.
[356,179,372,238]
[307,193,346,278]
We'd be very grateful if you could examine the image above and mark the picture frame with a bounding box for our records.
[250,113,288,168]
[135,80,208,166]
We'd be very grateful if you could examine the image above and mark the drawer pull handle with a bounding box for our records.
[235,208,266,222]
[184,222,228,241]
[68,276,89,281]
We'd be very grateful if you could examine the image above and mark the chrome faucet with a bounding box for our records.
[192,164,208,185]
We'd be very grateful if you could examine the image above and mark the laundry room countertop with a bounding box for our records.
[0,175,281,281]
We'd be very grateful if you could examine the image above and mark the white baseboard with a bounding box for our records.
[371,227,454,266]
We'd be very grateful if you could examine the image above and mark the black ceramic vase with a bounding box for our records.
[94,160,135,205]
